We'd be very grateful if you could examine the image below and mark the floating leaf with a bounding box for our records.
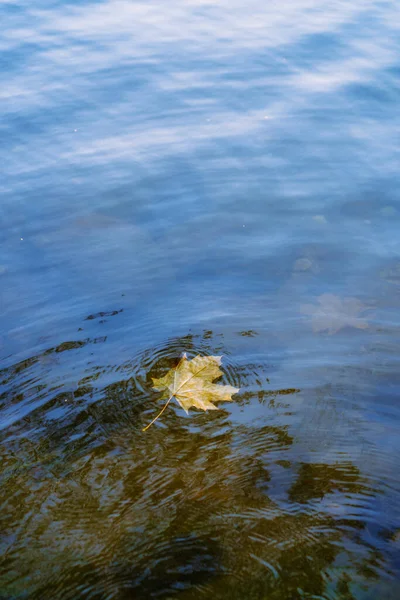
[143,354,239,431]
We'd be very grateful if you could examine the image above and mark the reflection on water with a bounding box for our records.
[1,0,400,597]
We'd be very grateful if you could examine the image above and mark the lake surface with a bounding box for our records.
[1,0,400,598]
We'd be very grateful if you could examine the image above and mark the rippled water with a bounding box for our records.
[1,0,400,598]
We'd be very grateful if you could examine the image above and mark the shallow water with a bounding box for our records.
[1,0,400,598]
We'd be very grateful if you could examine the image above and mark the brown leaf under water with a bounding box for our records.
[143,354,239,431]
[300,293,370,335]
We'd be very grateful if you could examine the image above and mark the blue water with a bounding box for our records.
[1,1,400,598]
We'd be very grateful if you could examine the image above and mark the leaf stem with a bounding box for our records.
[142,354,187,431]
[142,395,173,432]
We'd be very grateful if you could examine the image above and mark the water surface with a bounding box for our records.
[1,0,400,598]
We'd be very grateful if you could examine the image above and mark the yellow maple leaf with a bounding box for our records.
[142,353,239,431]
